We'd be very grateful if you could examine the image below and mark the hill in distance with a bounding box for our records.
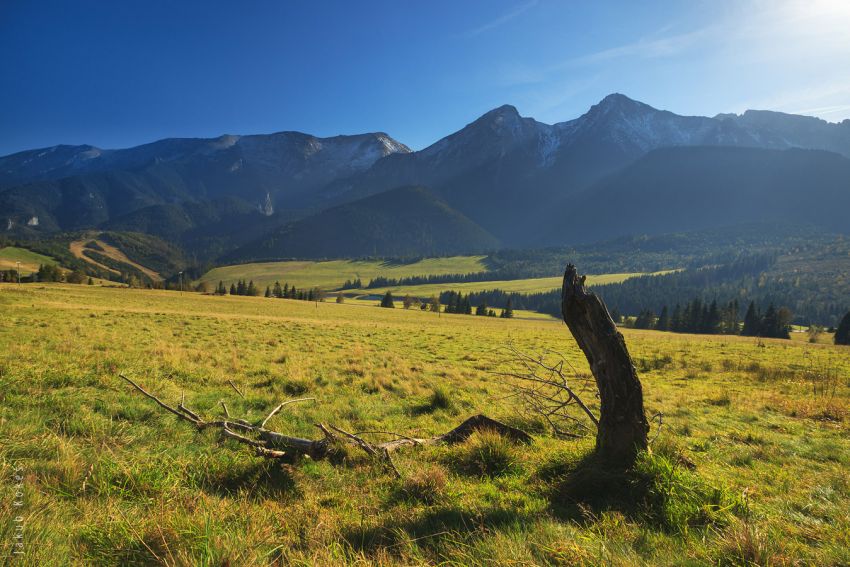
[1,229,189,283]
[229,186,500,261]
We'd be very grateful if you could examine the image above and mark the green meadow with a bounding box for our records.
[0,246,57,275]
[1,283,848,565]
[197,256,489,291]
[355,271,676,299]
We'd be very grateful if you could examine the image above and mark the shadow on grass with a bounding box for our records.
[542,452,644,521]
[378,258,423,268]
[407,385,454,416]
[542,450,742,534]
[342,504,531,557]
[193,458,300,500]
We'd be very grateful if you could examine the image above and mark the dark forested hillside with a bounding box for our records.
[228,186,500,261]
[430,226,850,327]
[542,146,850,245]
[483,223,837,278]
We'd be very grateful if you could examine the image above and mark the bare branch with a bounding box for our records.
[228,379,245,399]
[382,447,402,478]
[494,343,599,438]
[119,374,202,427]
[328,424,380,458]
[178,400,202,422]
[222,424,266,449]
[354,430,421,445]
[260,397,315,428]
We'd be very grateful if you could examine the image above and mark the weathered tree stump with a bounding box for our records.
[561,264,649,464]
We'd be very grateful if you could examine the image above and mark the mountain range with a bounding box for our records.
[3,93,849,261]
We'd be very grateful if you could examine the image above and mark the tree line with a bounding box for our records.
[464,253,843,327]
[377,290,513,318]
[365,271,492,289]
[447,289,552,313]
[1,262,203,290]
[379,292,440,311]
[215,280,326,302]
[589,253,847,326]
[0,264,90,284]
[0,269,19,282]
[627,298,793,339]
[341,278,363,290]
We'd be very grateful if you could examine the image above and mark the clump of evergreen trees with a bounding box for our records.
[740,301,793,339]
[441,289,541,313]
[218,279,260,296]
[380,291,395,308]
[500,298,514,319]
[443,291,472,314]
[214,279,325,302]
[372,289,509,317]
[37,264,63,282]
[439,291,503,317]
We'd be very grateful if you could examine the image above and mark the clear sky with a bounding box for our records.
[1,0,849,155]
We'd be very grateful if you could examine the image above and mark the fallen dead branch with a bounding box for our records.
[118,375,531,468]
[228,379,246,399]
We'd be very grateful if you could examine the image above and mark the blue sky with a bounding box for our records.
[1,0,849,155]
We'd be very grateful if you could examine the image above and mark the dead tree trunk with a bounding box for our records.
[561,264,649,464]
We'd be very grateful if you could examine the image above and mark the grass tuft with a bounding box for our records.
[401,465,449,504]
[717,519,779,566]
[428,385,453,410]
[447,430,521,477]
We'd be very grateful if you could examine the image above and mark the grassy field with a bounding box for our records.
[1,283,848,565]
[198,256,489,291]
[0,246,57,275]
[355,271,676,299]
